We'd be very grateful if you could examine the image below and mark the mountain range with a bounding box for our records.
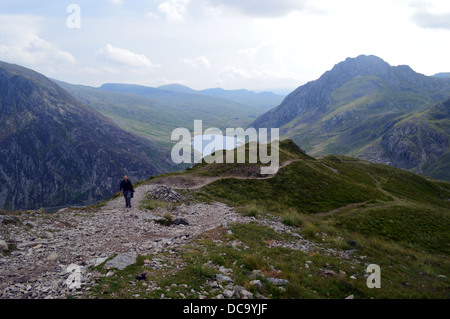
[252,55,450,180]
[157,83,285,109]
[0,61,175,210]
[1,54,450,210]
[56,81,283,146]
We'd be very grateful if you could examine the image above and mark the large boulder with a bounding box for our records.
[105,252,137,270]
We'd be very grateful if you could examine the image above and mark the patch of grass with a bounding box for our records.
[335,202,450,255]
[140,197,172,211]
[154,213,173,226]
[281,208,304,227]
[243,254,267,270]
[237,204,261,218]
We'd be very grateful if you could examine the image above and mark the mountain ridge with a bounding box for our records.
[251,55,450,180]
[0,61,175,210]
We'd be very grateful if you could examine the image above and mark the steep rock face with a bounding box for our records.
[0,61,174,210]
[368,99,450,180]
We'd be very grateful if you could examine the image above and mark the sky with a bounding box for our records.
[1,0,450,93]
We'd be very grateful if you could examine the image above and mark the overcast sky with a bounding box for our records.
[1,0,450,92]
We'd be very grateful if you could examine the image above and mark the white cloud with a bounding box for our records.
[96,44,159,69]
[202,0,307,17]
[220,66,296,80]
[239,42,282,67]
[144,11,161,20]
[412,10,450,29]
[0,14,76,67]
[180,56,211,68]
[158,0,191,21]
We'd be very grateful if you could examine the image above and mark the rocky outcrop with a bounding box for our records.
[380,121,447,169]
[367,99,450,180]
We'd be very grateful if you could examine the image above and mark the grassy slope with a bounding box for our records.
[87,141,450,299]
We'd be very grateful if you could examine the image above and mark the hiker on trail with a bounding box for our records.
[120,175,134,208]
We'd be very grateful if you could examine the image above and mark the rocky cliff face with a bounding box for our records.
[367,99,450,180]
[0,61,174,210]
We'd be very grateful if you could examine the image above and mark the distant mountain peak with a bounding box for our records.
[251,55,450,181]
[326,55,401,80]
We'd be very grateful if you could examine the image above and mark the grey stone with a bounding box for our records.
[322,269,337,277]
[44,232,54,239]
[222,289,234,299]
[0,240,8,252]
[266,278,289,286]
[345,295,355,299]
[17,240,49,249]
[218,266,233,275]
[234,286,254,299]
[214,274,233,283]
[47,253,59,261]
[250,280,263,288]
[105,252,137,270]
[173,218,189,226]
[88,257,107,267]
[240,289,253,299]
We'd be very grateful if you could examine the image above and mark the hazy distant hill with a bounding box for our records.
[252,55,450,180]
[0,61,174,210]
[156,84,285,109]
[433,72,450,79]
[56,82,277,145]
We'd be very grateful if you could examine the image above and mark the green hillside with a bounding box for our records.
[88,140,450,299]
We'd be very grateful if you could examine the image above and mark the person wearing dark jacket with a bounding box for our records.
[120,176,134,208]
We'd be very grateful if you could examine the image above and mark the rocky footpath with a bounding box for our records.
[1,184,361,299]
[0,185,247,299]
